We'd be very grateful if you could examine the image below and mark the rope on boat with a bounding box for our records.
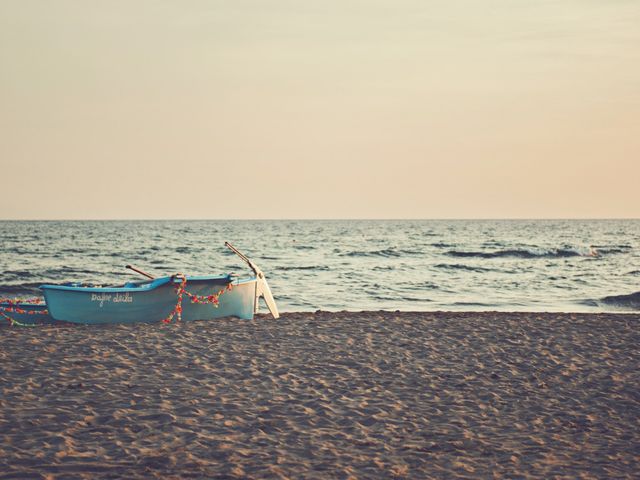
[160,274,235,324]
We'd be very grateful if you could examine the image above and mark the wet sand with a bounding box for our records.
[1,312,638,479]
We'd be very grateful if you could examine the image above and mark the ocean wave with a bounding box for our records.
[59,247,94,254]
[0,282,45,297]
[398,296,434,302]
[430,242,455,248]
[372,265,394,271]
[599,291,640,310]
[43,267,100,276]
[592,245,632,255]
[446,247,598,259]
[3,248,41,255]
[395,281,440,291]
[433,263,495,273]
[277,265,330,271]
[3,270,38,279]
[293,245,316,250]
[343,248,422,258]
[450,301,497,308]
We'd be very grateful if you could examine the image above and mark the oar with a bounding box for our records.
[125,265,155,280]
[225,242,280,319]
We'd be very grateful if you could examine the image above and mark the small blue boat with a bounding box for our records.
[40,243,279,325]
[0,299,55,326]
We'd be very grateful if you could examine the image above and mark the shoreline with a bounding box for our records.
[2,312,638,478]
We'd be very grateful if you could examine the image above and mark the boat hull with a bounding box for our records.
[41,276,257,325]
[0,302,55,326]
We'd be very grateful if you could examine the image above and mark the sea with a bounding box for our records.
[1,220,639,313]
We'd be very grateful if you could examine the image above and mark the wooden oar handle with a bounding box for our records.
[225,242,259,274]
[126,265,155,280]
[225,242,249,262]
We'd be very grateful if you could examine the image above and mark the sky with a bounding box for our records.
[0,0,638,219]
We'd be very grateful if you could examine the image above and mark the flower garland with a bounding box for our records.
[0,298,46,327]
[160,275,234,324]
[0,297,46,307]
[183,282,234,306]
[161,274,187,324]
[0,309,36,327]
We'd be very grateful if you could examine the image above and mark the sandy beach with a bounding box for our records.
[1,311,638,479]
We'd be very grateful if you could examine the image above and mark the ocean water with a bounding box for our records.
[1,220,639,312]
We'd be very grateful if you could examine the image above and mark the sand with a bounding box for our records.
[1,311,638,479]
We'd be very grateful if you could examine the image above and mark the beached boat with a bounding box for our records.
[40,243,279,325]
[0,299,55,326]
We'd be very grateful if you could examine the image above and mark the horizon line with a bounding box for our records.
[1,217,639,222]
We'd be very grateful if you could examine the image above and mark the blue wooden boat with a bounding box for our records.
[0,299,55,326]
[40,243,279,325]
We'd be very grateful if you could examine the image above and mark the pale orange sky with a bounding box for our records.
[1,0,638,219]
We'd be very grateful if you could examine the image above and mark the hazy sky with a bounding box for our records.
[1,0,638,219]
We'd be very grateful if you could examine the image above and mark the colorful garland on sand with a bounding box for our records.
[160,275,234,324]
